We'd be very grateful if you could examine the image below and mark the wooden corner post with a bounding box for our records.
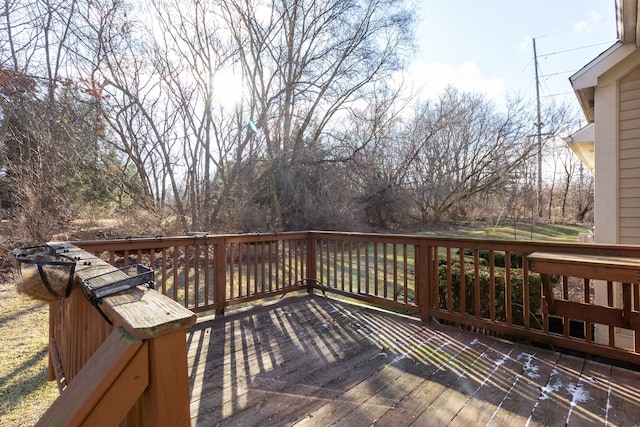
[141,329,192,426]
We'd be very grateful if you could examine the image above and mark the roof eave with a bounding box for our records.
[570,42,635,122]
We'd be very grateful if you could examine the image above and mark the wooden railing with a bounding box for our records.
[73,231,640,367]
[41,242,197,426]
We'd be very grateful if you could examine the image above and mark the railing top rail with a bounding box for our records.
[74,230,640,259]
[74,231,312,251]
[49,242,197,340]
[308,231,640,256]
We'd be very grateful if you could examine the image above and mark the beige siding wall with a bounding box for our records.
[618,67,640,244]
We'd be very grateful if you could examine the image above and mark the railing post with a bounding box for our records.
[213,238,227,315]
[416,240,431,322]
[141,329,191,426]
[306,233,317,294]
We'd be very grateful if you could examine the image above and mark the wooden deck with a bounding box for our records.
[187,295,640,426]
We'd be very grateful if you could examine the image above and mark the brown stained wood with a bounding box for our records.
[187,296,640,426]
[193,302,429,426]
[483,346,560,426]
[188,303,371,412]
[372,331,496,425]
[223,339,389,426]
[303,332,473,426]
[459,249,466,314]
[142,330,192,427]
[81,343,149,426]
[529,252,640,284]
[289,326,468,427]
[527,353,587,426]
[49,285,115,383]
[188,301,357,402]
[102,286,197,340]
[408,334,508,426]
[49,242,197,340]
[607,363,640,425]
[566,360,612,426]
[36,328,145,427]
[445,338,536,426]
[191,297,438,426]
[551,300,624,328]
[541,273,556,314]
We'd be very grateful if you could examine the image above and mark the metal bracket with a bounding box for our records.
[82,264,155,325]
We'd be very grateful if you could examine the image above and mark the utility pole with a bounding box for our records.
[533,38,543,218]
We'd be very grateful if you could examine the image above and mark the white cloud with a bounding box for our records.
[518,37,533,52]
[574,11,603,33]
[398,60,505,102]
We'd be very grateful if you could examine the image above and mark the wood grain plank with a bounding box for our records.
[190,300,400,422]
[185,296,640,427]
[447,339,537,426]
[526,353,586,426]
[606,363,640,425]
[36,329,145,426]
[409,335,512,426]
[294,327,469,426]
[566,359,612,426]
[483,346,560,426]
[49,242,197,340]
[370,330,493,426]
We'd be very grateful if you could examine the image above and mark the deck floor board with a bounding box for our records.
[187,295,640,426]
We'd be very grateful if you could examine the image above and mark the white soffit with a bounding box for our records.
[564,123,595,174]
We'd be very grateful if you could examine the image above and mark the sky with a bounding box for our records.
[407,0,618,111]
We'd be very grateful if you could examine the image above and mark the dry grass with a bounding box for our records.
[0,261,58,426]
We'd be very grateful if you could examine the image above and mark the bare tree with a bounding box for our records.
[0,0,96,240]
[407,88,534,224]
[220,0,416,229]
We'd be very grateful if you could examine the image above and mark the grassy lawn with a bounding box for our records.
[423,222,592,242]
[0,275,58,427]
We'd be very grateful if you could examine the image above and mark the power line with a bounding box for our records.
[538,40,617,58]
[534,16,614,40]
[541,91,575,99]
[540,70,579,78]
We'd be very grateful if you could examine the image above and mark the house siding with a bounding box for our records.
[618,67,640,243]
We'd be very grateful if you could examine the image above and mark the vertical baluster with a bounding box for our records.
[194,244,200,310]
[403,244,408,305]
[204,244,210,306]
[489,250,495,322]
[474,249,480,317]
[522,253,530,329]
[446,247,452,312]
[173,245,179,303]
[505,251,511,325]
[340,240,345,292]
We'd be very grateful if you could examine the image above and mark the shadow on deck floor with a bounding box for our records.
[187,294,640,426]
